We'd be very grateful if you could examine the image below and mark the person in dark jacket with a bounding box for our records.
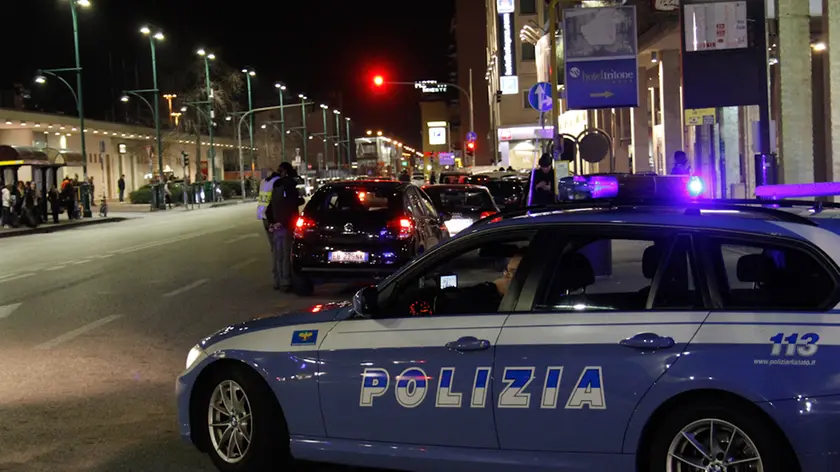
[398,169,410,182]
[118,175,126,202]
[266,162,303,291]
[530,153,556,206]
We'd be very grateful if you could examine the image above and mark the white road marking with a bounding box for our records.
[33,315,123,350]
[163,279,209,298]
[44,265,67,271]
[231,258,258,270]
[0,303,22,320]
[225,234,258,244]
[70,259,91,265]
[0,273,19,281]
[0,273,35,284]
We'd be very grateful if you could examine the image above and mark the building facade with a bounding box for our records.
[0,108,238,198]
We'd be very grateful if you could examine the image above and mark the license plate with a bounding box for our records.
[328,251,369,263]
[445,218,473,234]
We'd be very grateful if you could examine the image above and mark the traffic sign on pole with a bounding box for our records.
[528,82,554,112]
[466,131,477,142]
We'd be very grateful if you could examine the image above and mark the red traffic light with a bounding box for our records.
[466,142,476,151]
[373,75,384,87]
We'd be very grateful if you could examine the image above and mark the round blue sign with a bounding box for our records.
[466,131,477,142]
[528,82,554,112]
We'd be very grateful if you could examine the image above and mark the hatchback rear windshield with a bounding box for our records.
[425,188,495,212]
[307,185,402,213]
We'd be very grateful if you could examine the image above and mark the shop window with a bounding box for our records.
[522,91,531,109]
[522,43,536,61]
[520,0,536,15]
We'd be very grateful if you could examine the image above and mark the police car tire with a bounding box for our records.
[203,366,290,472]
[646,401,795,472]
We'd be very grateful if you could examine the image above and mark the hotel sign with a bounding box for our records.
[498,12,519,95]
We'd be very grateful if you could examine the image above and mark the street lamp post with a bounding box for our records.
[197,49,217,182]
[345,117,352,164]
[320,104,329,170]
[333,109,341,167]
[140,25,165,209]
[242,68,256,172]
[236,105,299,198]
[120,90,158,175]
[299,94,309,169]
[275,83,287,162]
[39,0,92,216]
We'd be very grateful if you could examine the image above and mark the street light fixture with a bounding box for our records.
[274,82,288,162]
[197,47,217,183]
[140,24,166,209]
[120,95,129,102]
[366,130,372,136]
[333,109,342,166]
[377,131,383,136]
[34,75,46,84]
[242,67,256,171]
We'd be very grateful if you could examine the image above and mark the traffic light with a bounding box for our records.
[466,141,476,158]
[181,150,189,167]
[373,75,384,87]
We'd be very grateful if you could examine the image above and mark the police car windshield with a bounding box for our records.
[308,184,402,214]
[425,187,495,212]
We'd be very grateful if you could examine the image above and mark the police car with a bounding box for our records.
[177,176,840,472]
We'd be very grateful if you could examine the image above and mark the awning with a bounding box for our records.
[0,145,50,166]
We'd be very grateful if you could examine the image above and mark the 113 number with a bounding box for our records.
[769,332,819,357]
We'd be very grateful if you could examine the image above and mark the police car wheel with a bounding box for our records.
[202,366,290,472]
[647,401,795,472]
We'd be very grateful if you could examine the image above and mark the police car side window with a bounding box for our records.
[385,236,533,317]
[536,237,700,312]
[708,238,837,311]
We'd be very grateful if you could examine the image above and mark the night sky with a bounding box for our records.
[5,0,456,149]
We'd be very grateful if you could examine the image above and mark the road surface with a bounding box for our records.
[0,205,363,472]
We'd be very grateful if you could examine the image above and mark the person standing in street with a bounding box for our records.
[257,166,282,249]
[266,162,303,291]
[1,185,11,228]
[530,153,556,206]
[671,150,691,175]
[118,175,126,203]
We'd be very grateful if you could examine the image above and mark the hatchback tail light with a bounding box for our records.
[480,211,497,219]
[294,215,315,239]
[388,217,414,240]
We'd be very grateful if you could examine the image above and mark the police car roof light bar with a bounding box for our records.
[474,199,820,227]
[755,182,840,199]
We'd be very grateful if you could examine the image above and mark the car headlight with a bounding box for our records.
[185,344,207,370]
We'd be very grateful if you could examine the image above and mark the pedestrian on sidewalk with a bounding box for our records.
[1,184,11,228]
[48,185,60,224]
[118,175,126,203]
[266,162,302,291]
[163,177,173,209]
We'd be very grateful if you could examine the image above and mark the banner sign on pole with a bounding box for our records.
[563,6,639,110]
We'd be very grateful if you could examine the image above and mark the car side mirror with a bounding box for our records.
[353,285,379,318]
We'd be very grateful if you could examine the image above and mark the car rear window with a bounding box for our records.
[307,185,402,213]
[426,188,495,212]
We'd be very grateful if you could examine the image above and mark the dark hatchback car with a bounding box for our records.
[422,184,500,236]
[291,181,447,295]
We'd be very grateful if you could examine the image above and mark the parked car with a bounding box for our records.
[290,181,448,295]
[422,184,499,236]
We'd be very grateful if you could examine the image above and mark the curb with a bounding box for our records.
[210,199,257,208]
[0,217,128,240]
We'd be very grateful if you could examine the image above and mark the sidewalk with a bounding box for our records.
[0,215,129,239]
[0,198,257,239]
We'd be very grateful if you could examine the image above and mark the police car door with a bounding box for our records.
[317,230,536,448]
[493,227,708,454]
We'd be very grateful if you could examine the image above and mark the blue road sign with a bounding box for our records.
[563,6,638,110]
[528,82,554,112]
[565,58,639,109]
[466,131,477,142]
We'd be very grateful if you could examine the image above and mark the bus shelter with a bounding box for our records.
[0,145,76,192]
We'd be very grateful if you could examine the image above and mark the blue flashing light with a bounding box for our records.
[687,176,704,197]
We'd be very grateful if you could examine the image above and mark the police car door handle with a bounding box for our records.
[619,332,676,350]
[446,336,491,352]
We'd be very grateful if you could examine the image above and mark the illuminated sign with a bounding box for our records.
[497,0,514,13]
[684,2,747,52]
[498,12,518,95]
[415,80,448,93]
[427,121,448,127]
[429,127,447,145]
[118,143,127,154]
